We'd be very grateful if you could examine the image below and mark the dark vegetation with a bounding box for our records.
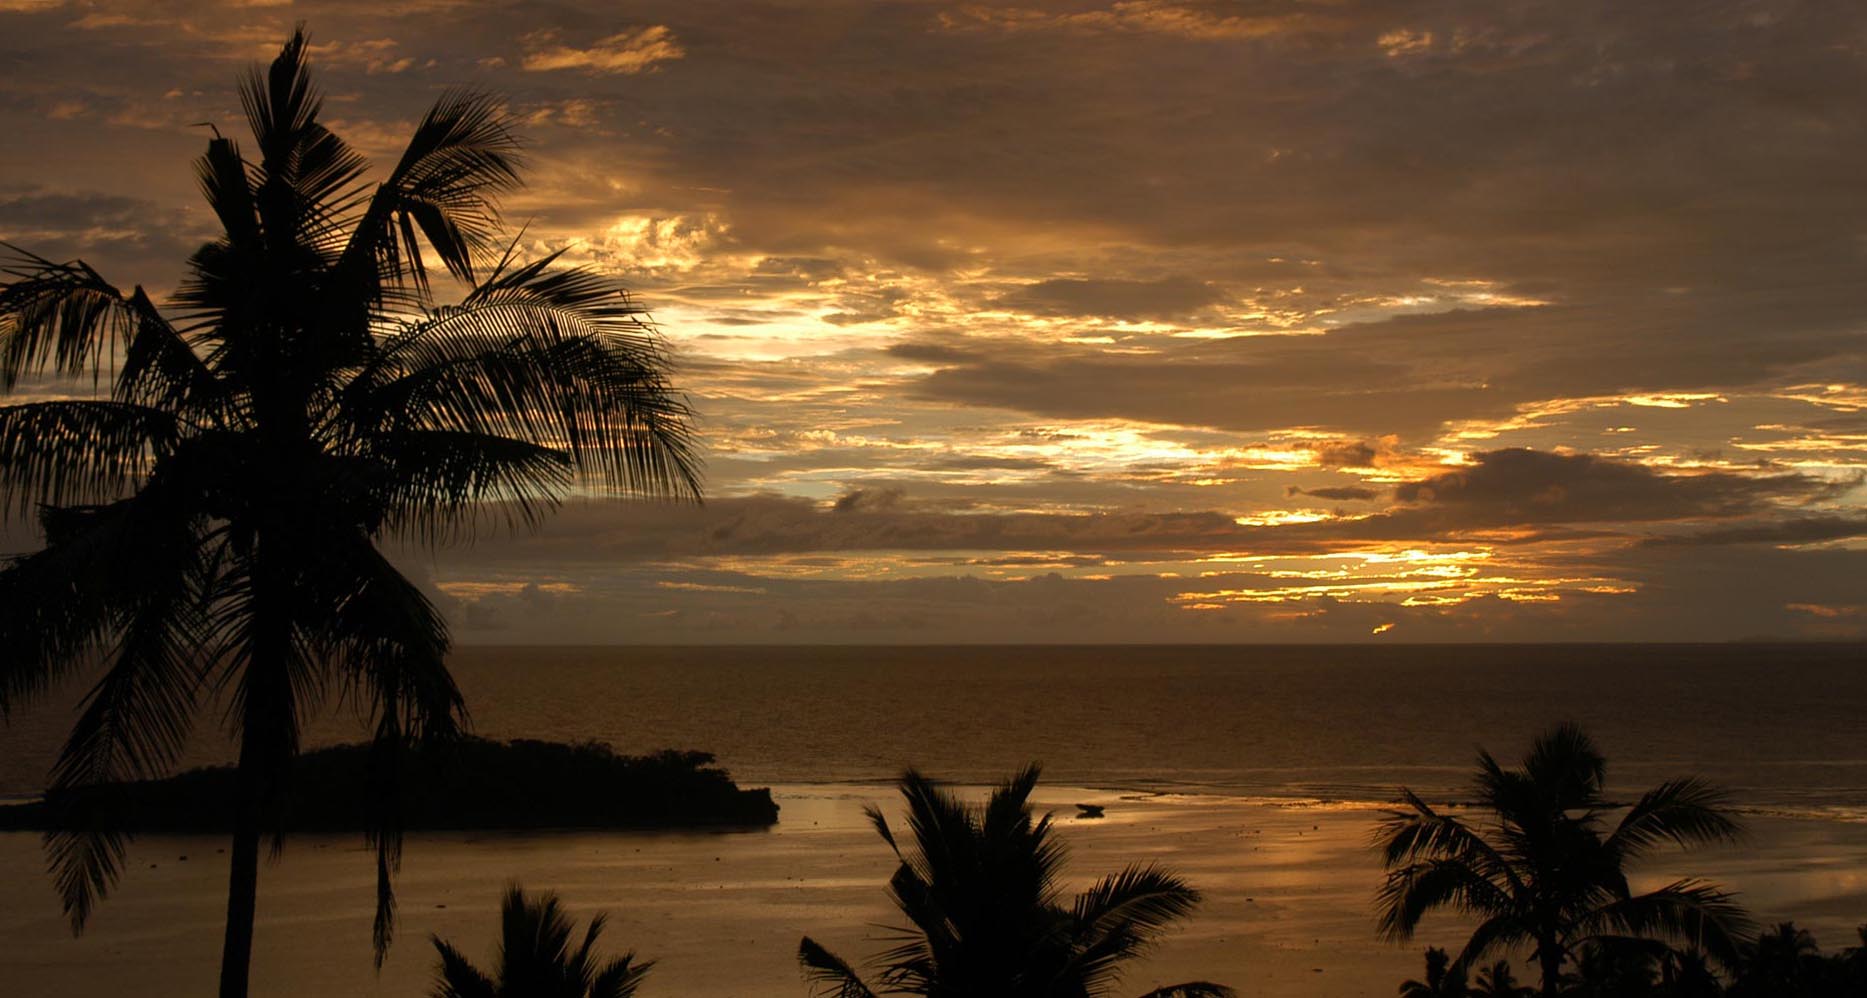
[797,765,1232,998]
[432,886,654,998]
[1400,923,1867,998]
[0,739,777,833]
[1378,724,1749,996]
[1384,724,1865,998]
[0,27,697,998]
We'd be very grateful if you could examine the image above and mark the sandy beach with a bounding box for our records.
[2,784,1863,998]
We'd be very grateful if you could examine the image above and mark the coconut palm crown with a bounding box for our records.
[1375,724,1751,997]
[0,29,697,998]
[432,886,653,998]
[798,765,1232,998]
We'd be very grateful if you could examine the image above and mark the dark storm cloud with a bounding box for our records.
[994,277,1225,321]
[1289,485,1380,501]
[898,293,1867,437]
[1638,516,1867,548]
[1390,448,1837,524]
[0,187,206,279]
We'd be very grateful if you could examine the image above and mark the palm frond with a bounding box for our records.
[1606,778,1743,862]
[115,287,220,414]
[588,952,654,998]
[799,936,881,998]
[430,937,498,998]
[195,133,261,253]
[293,530,462,963]
[1068,865,1206,992]
[43,805,129,940]
[1451,913,1535,977]
[361,428,574,544]
[0,248,147,387]
[0,495,190,715]
[1376,858,1516,941]
[1134,984,1236,998]
[1576,878,1753,971]
[38,492,210,930]
[1523,721,1608,809]
[1073,864,1204,944]
[0,401,176,519]
[346,296,700,500]
[345,89,521,291]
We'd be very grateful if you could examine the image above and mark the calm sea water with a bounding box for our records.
[4,643,1862,817]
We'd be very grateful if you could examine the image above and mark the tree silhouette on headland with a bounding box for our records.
[431,886,653,998]
[0,28,697,998]
[1375,724,1750,997]
[798,765,1231,998]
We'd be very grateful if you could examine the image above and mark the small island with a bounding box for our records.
[0,739,779,833]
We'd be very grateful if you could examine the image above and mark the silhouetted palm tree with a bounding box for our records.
[432,886,653,998]
[1376,724,1750,997]
[1729,922,1823,997]
[1470,961,1531,998]
[1657,947,1721,998]
[0,29,696,998]
[1564,939,1661,997]
[797,765,1232,998]
[1401,947,1469,998]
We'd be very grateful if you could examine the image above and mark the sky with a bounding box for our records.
[1,0,1864,643]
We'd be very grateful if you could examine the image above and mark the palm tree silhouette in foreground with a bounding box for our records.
[1376,724,1751,997]
[0,29,697,998]
[432,887,653,998]
[798,765,1232,998]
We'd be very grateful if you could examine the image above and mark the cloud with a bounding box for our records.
[521,25,683,75]
[1314,440,1383,468]
[1639,516,1867,548]
[1289,485,1380,501]
[1392,448,1835,525]
[940,2,1326,43]
[995,277,1225,320]
[7,0,1867,641]
[831,487,906,513]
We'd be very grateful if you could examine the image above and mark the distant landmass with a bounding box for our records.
[0,739,779,832]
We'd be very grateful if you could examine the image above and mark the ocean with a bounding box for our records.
[1,643,1863,997]
[6,644,1865,810]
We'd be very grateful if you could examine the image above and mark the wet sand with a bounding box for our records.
[1,785,1864,997]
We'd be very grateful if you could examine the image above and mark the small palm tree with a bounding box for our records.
[1657,947,1722,998]
[1469,961,1530,998]
[0,29,696,998]
[1564,938,1661,997]
[797,765,1231,998]
[432,886,652,998]
[1400,947,1468,998]
[1375,724,1751,997]
[1729,922,1823,997]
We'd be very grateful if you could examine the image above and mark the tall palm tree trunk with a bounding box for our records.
[219,734,264,998]
[220,546,291,998]
[1536,939,1563,998]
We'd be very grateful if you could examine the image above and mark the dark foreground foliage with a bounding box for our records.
[432,886,653,998]
[1377,723,1749,996]
[798,764,1231,998]
[0,739,777,833]
[1401,920,1867,997]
